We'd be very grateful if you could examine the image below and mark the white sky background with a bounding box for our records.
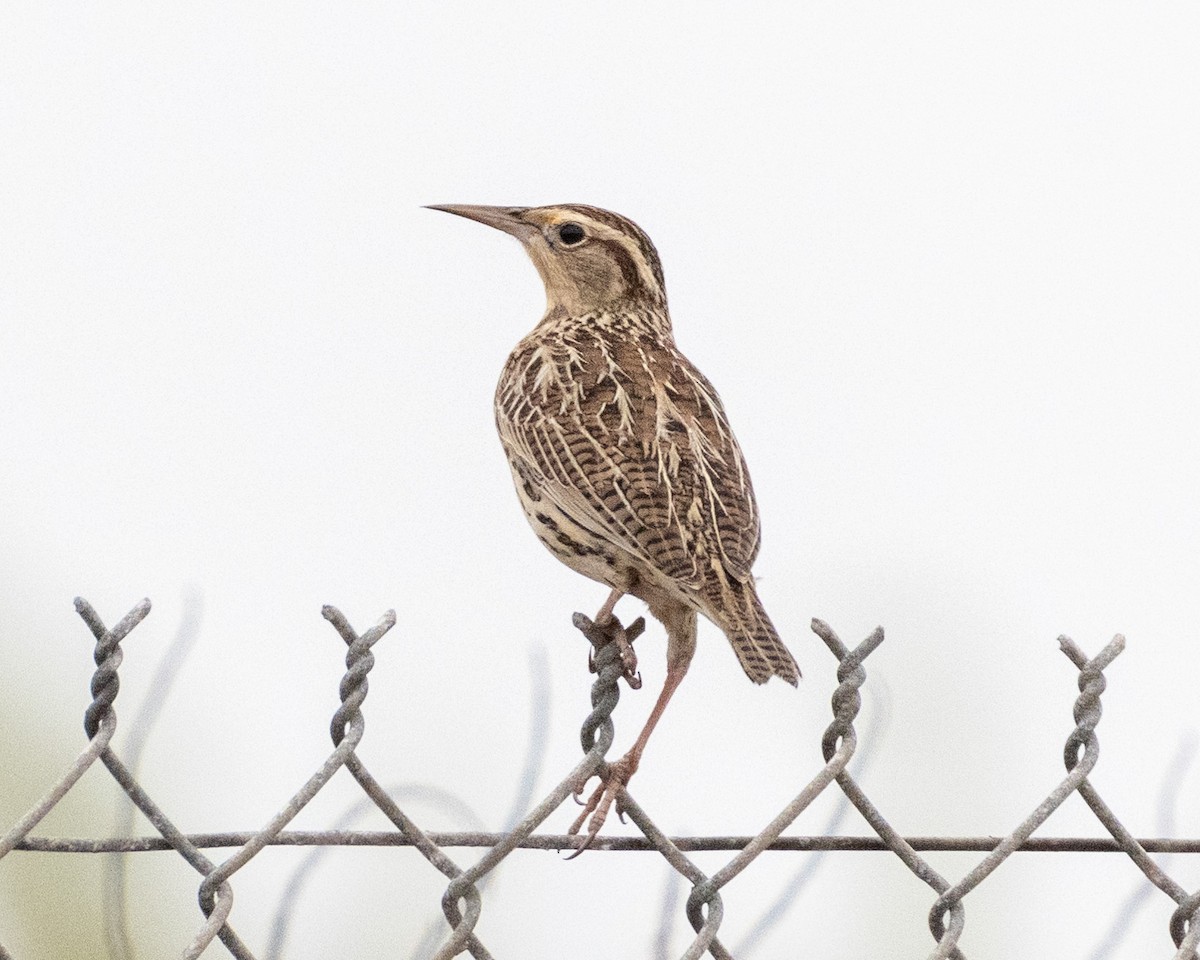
[2,2,1199,957]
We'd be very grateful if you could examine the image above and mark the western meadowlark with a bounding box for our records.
[429,203,800,845]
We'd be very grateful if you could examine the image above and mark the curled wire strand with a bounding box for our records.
[71,599,249,958]
[321,606,500,960]
[185,606,394,957]
[806,619,967,959]
[105,589,204,960]
[924,634,1125,958]
[1052,639,1200,959]
[429,612,627,958]
[670,619,883,958]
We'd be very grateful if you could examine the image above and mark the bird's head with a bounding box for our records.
[427,204,668,317]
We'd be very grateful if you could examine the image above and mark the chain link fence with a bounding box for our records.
[1,597,1198,959]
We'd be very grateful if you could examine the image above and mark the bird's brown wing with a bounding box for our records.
[664,356,762,582]
[496,328,761,588]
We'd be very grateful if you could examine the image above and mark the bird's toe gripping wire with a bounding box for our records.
[566,754,636,858]
[578,612,644,689]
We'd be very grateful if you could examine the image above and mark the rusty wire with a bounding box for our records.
[2,598,1200,958]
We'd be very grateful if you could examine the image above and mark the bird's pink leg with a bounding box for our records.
[568,657,689,855]
[595,587,623,624]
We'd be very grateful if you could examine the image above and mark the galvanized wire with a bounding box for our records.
[104,588,204,960]
[17,832,1200,856]
[2,596,1199,959]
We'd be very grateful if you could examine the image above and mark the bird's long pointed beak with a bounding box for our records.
[424,204,537,241]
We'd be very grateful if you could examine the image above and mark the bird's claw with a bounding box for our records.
[565,758,635,859]
[621,617,646,688]
[616,632,641,687]
[573,612,646,689]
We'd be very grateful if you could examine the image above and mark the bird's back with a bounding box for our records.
[496,308,799,685]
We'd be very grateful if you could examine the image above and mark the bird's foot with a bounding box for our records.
[574,612,644,689]
[566,754,638,858]
[606,625,642,688]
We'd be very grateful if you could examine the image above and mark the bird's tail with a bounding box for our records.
[707,579,800,686]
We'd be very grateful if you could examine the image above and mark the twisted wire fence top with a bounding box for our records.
[0,597,1198,959]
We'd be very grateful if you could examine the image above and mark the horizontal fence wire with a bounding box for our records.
[15,833,1200,855]
[1,597,1199,959]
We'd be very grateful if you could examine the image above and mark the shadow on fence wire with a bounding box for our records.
[2,597,1199,959]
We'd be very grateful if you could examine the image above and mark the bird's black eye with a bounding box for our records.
[557,222,586,246]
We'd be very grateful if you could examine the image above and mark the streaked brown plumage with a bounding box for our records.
[429,203,799,842]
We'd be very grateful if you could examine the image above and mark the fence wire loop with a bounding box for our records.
[3,599,1199,959]
[325,604,396,746]
[925,633,1129,958]
[76,596,150,739]
[564,613,643,856]
[675,620,883,957]
[573,611,645,751]
[816,619,882,762]
[1060,633,1123,770]
[1171,898,1200,953]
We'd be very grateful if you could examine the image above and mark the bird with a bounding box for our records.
[427,203,800,845]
